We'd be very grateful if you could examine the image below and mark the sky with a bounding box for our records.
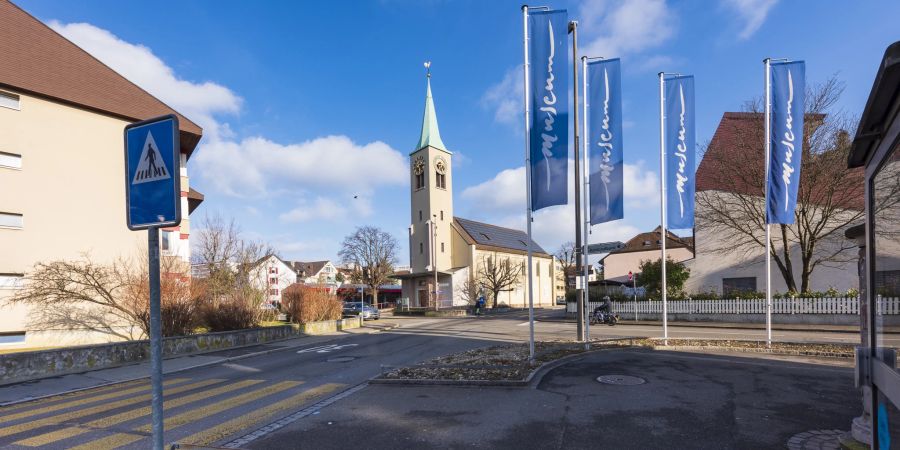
[18,0,900,266]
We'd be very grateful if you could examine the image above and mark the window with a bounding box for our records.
[0,212,23,229]
[643,240,651,246]
[0,91,19,110]
[0,273,23,290]
[161,231,171,251]
[419,210,423,221]
[269,267,278,274]
[0,152,21,169]
[269,288,279,296]
[722,277,756,296]
[441,242,445,253]
[480,232,491,241]
[420,242,424,254]
[270,277,277,284]
[0,331,25,345]
[436,172,446,189]
[440,210,444,221]
[415,172,425,189]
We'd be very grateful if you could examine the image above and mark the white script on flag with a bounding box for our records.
[780,69,795,211]
[674,84,689,217]
[596,68,613,212]
[539,19,558,191]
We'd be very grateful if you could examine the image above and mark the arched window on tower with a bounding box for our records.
[435,171,446,189]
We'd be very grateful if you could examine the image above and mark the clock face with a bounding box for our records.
[434,156,447,174]
[413,156,425,175]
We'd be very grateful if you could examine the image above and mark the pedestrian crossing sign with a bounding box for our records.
[124,115,181,230]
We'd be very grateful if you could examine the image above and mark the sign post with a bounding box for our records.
[125,115,181,450]
[629,271,637,321]
[586,241,625,255]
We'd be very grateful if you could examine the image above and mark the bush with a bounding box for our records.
[200,298,257,332]
[283,285,342,324]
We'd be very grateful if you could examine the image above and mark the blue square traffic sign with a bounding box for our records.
[124,115,182,230]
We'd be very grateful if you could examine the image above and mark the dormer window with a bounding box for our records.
[643,240,651,246]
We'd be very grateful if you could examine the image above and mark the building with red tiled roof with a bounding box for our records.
[601,226,695,284]
[0,1,206,346]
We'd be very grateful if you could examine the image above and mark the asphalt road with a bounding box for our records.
[0,310,876,449]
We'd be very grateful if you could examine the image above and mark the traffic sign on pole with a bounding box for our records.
[628,271,633,281]
[586,241,626,254]
[125,115,181,230]
[125,115,181,450]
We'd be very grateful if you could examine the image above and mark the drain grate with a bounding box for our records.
[327,356,356,363]
[596,375,646,385]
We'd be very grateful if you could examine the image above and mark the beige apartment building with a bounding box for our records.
[601,227,695,284]
[0,2,204,346]
[396,74,555,308]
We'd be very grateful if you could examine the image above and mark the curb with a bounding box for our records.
[650,345,855,359]
[541,318,893,334]
[0,325,389,408]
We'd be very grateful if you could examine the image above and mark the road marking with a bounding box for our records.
[71,380,302,450]
[296,343,358,354]
[223,382,369,448]
[178,383,344,446]
[0,378,221,439]
[517,321,539,326]
[14,379,263,447]
[0,378,188,423]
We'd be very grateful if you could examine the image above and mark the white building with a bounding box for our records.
[250,255,297,306]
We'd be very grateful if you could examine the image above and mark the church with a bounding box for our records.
[397,72,556,309]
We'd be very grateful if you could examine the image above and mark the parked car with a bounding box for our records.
[342,302,380,320]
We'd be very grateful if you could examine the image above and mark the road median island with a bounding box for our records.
[371,338,860,386]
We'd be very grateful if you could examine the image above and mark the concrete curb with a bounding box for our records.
[650,345,855,359]
[0,325,390,408]
[543,318,900,334]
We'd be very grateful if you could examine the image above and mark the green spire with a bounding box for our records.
[415,77,448,152]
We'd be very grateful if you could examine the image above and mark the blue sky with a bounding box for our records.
[19,0,900,265]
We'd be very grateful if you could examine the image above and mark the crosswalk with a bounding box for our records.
[0,376,346,449]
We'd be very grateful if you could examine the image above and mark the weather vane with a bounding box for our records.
[424,60,431,78]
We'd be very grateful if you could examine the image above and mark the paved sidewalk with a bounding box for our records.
[247,348,863,449]
[0,323,398,406]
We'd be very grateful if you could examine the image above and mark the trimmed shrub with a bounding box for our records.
[200,298,257,332]
[283,285,342,324]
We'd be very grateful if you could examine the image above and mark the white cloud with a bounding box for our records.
[192,135,406,197]
[48,21,241,140]
[722,0,778,39]
[279,195,373,223]
[480,67,523,127]
[579,0,675,58]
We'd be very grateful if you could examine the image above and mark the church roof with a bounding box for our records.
[413,77,448,153]
[454,217,549,257]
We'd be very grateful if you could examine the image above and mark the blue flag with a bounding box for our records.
[664,75,695,229]
[586,59,624,224]
[767,61,805,224]
[527,9,568,211]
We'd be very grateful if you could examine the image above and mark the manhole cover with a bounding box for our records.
[596,375,646,385]
[327,356,356,363]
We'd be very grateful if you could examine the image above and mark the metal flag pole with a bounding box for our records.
[148,226,163,450]
[658,72,669,345]
[433,215,439,311]
[569,19,584,344]
[764,58,772,347]
[522,4,536,361]
[581,55,591,348]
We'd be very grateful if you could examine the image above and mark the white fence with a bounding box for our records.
[567,297,900,315]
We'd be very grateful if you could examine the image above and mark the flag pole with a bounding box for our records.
[581,55,591,348]
[764,57,772,348]
[658,72,668,345]
[522,5,535,362]
[569,20,585,344]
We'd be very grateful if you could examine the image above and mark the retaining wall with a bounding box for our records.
[0,318,361,386]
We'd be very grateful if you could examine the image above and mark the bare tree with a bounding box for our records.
[554,241,576,289]
[696,76,900,293]
[338,226,398,308]
[478,255,523,308]
[459,277,482,306]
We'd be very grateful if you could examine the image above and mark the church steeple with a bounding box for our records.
[415,62,448,153]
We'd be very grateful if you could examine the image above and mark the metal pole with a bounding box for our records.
[658,72,669,345]
[581,55,590,348]
[569,20,584,343]
[148,227,163,450]
[764,58,772,347]
[522,5,536,361]
[634,275,638,321]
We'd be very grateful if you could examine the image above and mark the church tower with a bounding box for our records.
[409,66,453,275]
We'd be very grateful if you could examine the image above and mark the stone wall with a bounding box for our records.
[0,319,361,386]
